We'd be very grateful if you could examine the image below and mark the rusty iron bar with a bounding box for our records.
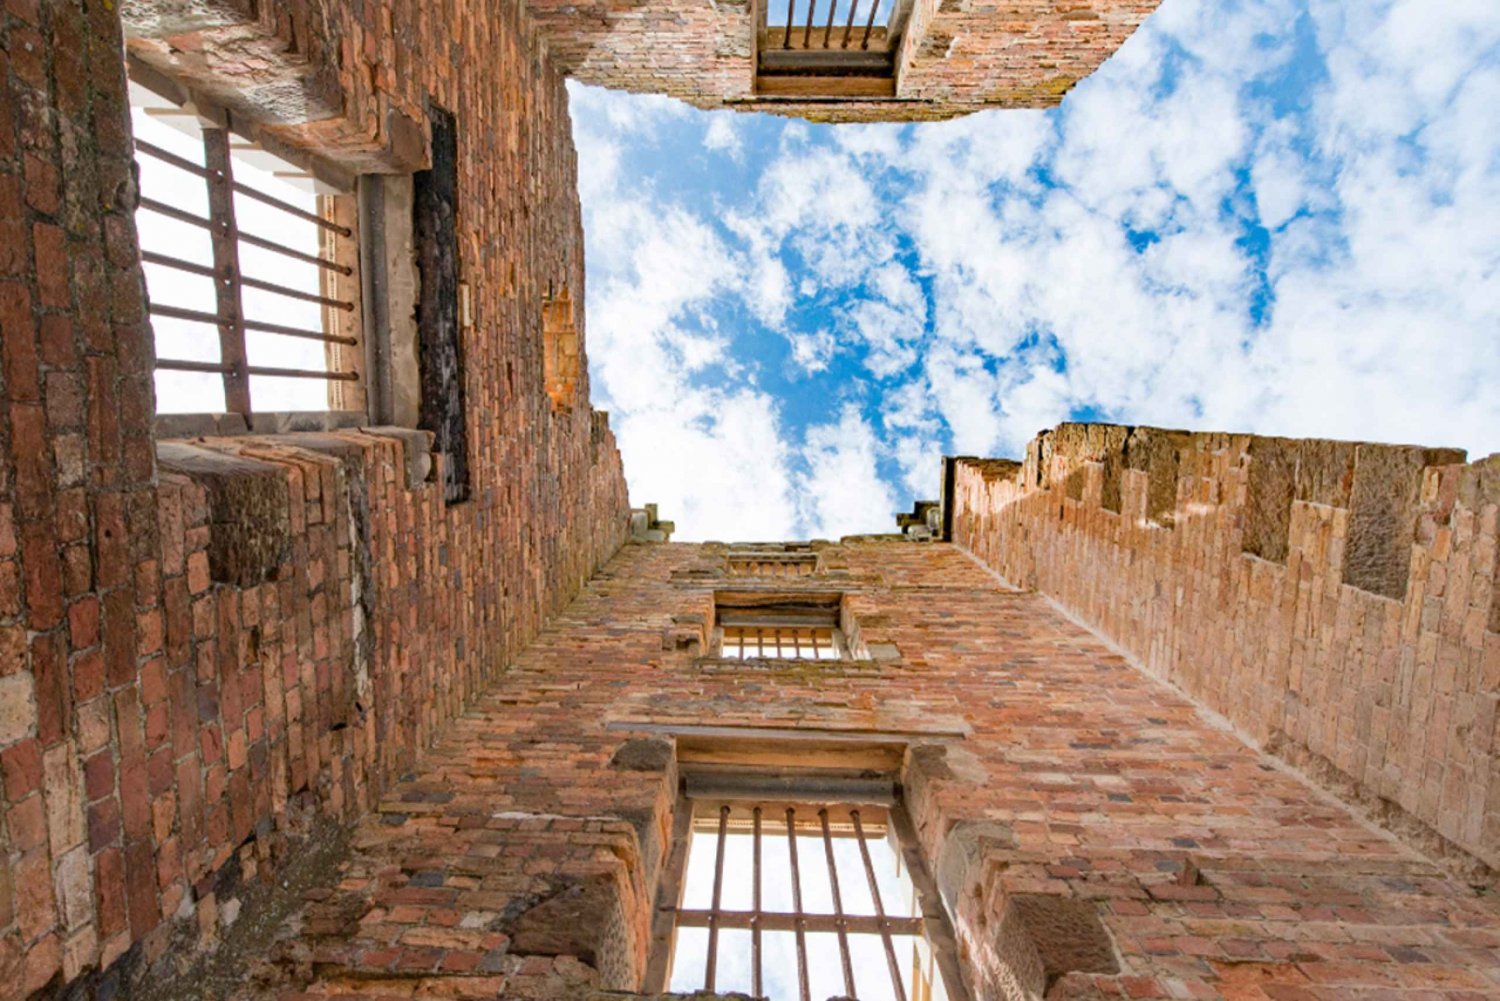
[752,807,763,998]
[137,196,213,231]
[853,809,909,1001]
[142,253,356,312]
[862,0,879,48]
[153,358,230,375]
[236,228,354,275]
[803,0,815,48]
[202,128,252,415]
[674,909,925,934]
[247,364,358,381]
[242,271,355,311]
[786,807,811,1001]
[819,808,857,996]
[148,303,357,346]
[822,0,837,47]
[133,138,211,178]
[842,0,860,48]
[704,804,730,990]
[784,0,795,47]
[157,358,355,382]
[232,179,353,236]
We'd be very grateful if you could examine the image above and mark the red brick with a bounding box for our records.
[11,403,52,520]
[32,223,69,308]
[22,153,58,216]
[0,283,38,398]
[68,594,100,650]
[1,738,43,799]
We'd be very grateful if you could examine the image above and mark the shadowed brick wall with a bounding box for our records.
[524,0,1161,123]
[0,0,629,996]
[242,541,1499,998]
[952,423,1500,882]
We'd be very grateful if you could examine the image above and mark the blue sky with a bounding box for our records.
[569,0,1500,541]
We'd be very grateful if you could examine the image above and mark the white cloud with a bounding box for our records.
[570,0,1500,542]
[703,114,744,158]
[797,406,900,538]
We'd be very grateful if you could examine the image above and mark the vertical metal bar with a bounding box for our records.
[201,128,252,415]
[842,0,859,48]
[705,805,730,989]
[853,809,908,1001]
[803,0,815,48]
[861,0,879,48]
[819,808,857,996]
[822,0,837,47]
[752,807,763,998]
[786,808,811,1001]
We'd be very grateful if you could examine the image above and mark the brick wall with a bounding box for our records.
[0,0,630,997]
[952,423,1500,882]
[524,0,1160,123]
[243,541,1499,998]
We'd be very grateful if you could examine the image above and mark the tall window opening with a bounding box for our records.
[542,283,580,409]
[413,104,470,503]
[129,80,363,421]
[648,780,965,1001]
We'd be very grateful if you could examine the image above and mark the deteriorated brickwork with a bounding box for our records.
[953,423,1500,881]
[238,542,1499,999]
[0,1,629,997]
[526,0,1162,123]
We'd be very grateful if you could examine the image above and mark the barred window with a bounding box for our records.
[647,779,966,1001]
[129,80,363,422]
[715,598,848,661]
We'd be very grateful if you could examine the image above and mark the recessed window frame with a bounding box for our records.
[645,770,971,1001]
[128,67,369,431]
[710,592,858,662]
[753,0,918,100]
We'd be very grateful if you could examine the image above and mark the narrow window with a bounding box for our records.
[413,104,469,503]
[129,80,363,423]
[542,283,580,410]
[714,595,848,661]
[649,784,965,1000]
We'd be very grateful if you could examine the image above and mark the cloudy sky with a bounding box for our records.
[569,0,1500,542]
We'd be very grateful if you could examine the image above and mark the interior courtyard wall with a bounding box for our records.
[247,540,1500,999]
[0,1,630,995]
[951,424,1500,882]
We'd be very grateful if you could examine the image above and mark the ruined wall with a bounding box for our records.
[244,541,1498,999]
[525,0,1161,123]
[0,1,630,996]
[952,423,1500,882]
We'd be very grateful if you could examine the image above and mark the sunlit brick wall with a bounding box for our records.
[0,1,629,995]
[953,423,1500,880]
[250,541,1499,997]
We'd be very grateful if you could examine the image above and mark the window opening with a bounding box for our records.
[757,0,913,98]
[129,81,362,419]
[715,599,848,661]
[413,103,470,503]
[543,283,580,409]
[657,796,957,1001]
